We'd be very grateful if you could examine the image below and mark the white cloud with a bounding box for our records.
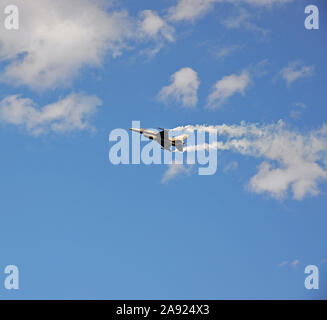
[172,121,327,200]
[0,0,292,91]
[167,0,216,22]
[247,124,327,200]
[0,0,136,90]
[0,1,176,90]
[158,67,200,108]
[139,10,174,42]
[161,163,193,183]
[207,70,251,109]
[0,93,102,135]
[279,61,315,86]
[137,10,175,59]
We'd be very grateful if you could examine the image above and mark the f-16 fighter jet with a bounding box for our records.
[129,127,188,152]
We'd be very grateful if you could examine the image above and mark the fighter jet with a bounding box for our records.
[129,127,188,152]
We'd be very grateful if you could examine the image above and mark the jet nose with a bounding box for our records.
[130,128,142,133]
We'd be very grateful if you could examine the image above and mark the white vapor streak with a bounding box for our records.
[171,121,327,200]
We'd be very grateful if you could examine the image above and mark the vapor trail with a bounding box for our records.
[171,121,327,200]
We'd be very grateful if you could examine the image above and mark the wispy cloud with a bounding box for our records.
[167,0,293,22]
[0,93,101,135]
[290,102,307,120]
[292,102,307,109]
[221,7,269,38]
[167,0,216,22]
[161,163,194,183]
[212,44,244,60]
[172,121,327,200]
[158,67,200,108]
[223,161,239,173]
[245,0,293,5]
[278,259,299,268]
[222,7,250,29]
[277,260,289,268]
[279,61,315,86]
[280,258,327,266]
[207,69,252,109]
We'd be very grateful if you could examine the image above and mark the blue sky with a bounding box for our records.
[0,0,326,299]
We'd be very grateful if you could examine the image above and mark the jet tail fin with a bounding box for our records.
[175,141,184,152]
[171,134,188,142]
[172,134,188,152]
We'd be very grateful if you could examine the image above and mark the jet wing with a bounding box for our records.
[158,128,170,150]
[158,128,169,141]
